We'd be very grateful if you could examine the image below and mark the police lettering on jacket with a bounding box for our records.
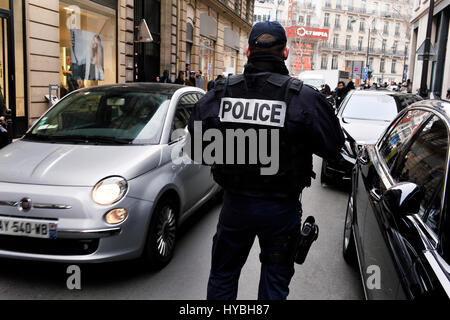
[219,97,287,127]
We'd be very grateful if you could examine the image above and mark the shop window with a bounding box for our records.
[224,46,238,76]
[59,0,117,98]
[200,36,215,89]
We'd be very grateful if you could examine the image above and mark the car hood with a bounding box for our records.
[340,118,389,144]
[0,140,163,186]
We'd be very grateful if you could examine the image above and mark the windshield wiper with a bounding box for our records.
[54,135,132,145]
[25,134,132,145]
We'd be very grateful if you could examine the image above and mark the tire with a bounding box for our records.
[343,193,357,265]
[142,197,178,270]
[321,159,331,185]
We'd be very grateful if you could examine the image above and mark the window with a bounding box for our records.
[393,41,398,54]
[372,2,378,14]
[325,0,331,8]
[395,23,400,36]
[383,22,389,35]
[59,1,117,97]
[368,57,374,68]
[392,116,448,234]
[200,36,215,88]
[391,60,397,73]
[172,93,200,132]
[331,55,338,69]
[359,19,365,32]
[324,13,330,27]
[336,0,342,9]
[378,109,430,170]
[306,15,311,26]
[335,15,341,28]
[382,39,387,53]
[348,0,354,11]
[380,58,385,73]
[346,36,351,50]
[370,38,375,51]
[361,0,366,13]
[347,17,354,30]
[342,94,398,122]
[28,90,170,145]
[224,46,238,76]
[333,34,339,48]
[358,37,363,51]
[321,55,328,69]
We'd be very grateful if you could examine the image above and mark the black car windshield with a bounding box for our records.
[341,94,398,122]
[24,90,170,145]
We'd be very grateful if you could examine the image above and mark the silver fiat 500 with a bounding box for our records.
[0,83,219,269]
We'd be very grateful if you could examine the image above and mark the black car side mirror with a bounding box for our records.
[382,182,423,216]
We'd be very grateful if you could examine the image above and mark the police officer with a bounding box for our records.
[188,21,344,300]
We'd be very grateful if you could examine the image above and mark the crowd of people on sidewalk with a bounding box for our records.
[154,64,233,91]
[317,78,441,108]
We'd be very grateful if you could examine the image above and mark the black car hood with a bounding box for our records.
[340,118,390,144]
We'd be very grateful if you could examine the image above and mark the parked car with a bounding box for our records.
[343,99,450,299]
[321,90,423,186]
[0,83,220,269]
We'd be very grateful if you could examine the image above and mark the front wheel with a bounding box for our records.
[343,194,357,265]
[142,198,178,270]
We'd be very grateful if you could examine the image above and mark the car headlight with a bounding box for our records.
[92,176,128,206]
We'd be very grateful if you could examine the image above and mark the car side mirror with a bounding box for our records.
[382,182,423,216]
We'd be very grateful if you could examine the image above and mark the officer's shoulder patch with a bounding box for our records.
[289,79,304,93]
[228,74,245,86]
[303,83,320,92]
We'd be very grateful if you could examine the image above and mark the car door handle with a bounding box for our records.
[369,188,382,202]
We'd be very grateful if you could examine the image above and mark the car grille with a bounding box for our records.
[0,235,99,255]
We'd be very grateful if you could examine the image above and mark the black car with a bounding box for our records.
[321,90,423,186]
[343,99,450,299]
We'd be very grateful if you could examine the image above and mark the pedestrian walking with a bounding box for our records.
[174,71,185,85]
[160,70,172,83]
[185,71,196,86]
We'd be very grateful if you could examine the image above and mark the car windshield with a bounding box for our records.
[302,79,323,88]
[24,90,171,145]
[341,94,398,122]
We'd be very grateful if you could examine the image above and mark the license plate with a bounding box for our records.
[0,216,57,239]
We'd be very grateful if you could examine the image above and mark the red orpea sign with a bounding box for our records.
[285,26,329,40]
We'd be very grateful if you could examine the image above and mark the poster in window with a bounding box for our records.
[70,29,105,81]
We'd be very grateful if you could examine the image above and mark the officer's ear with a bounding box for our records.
[282,46,289,61]
[246,46,250,58]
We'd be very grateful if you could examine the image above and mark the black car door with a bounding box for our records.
[388,114,450,299]
[358,109,431,299]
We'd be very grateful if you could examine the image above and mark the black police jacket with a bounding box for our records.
[188,72,344,199]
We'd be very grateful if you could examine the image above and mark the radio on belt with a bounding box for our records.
[219,97,287,128]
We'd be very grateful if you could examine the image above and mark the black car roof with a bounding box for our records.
[407,99,450,122]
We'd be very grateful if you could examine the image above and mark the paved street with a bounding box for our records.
[0,157,364,300]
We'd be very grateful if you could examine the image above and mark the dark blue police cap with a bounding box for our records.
[248,21,287,48]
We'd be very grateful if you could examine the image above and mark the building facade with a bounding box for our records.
[318,0,414,85]
[0,0,134,136]
[409,0,449,98]
[253,0,415,85]
[135,0,254,88]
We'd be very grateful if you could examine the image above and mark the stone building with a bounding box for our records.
[0,0,134,136]
[135,0,254,88]
[318,0,414,85]
[409,0,449,98]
